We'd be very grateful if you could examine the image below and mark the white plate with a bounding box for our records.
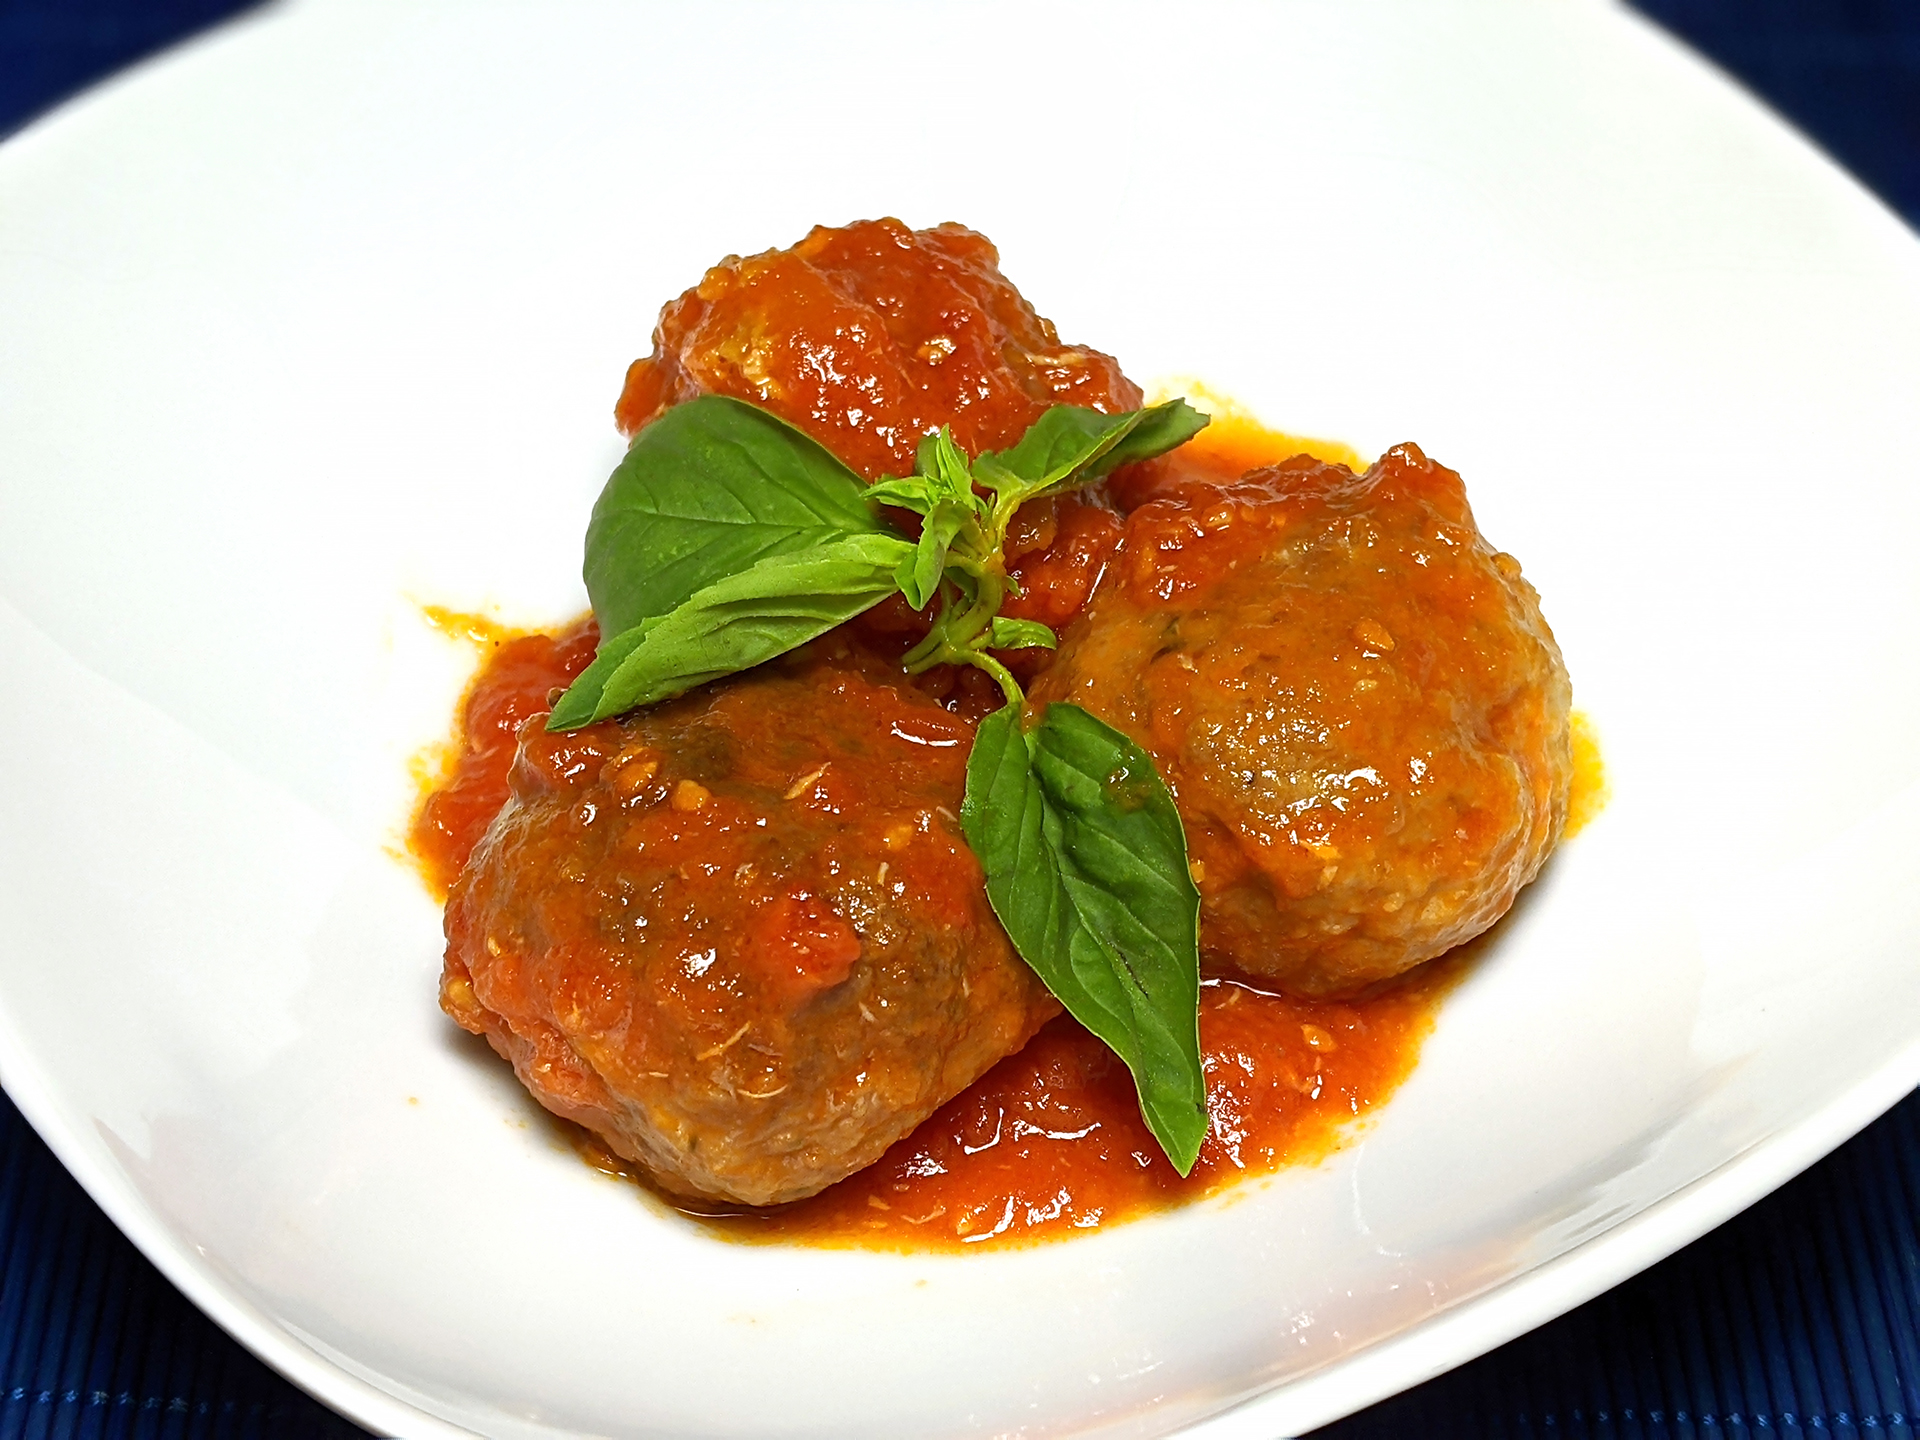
[4,2,1920,1435]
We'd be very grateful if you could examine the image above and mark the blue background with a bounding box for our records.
[2,3,1917,1436]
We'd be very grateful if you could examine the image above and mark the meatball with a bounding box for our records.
[441,652,1056,1206]
[1030,444,1572,997]
[614,217,1140,480]
[613,217,1133,634]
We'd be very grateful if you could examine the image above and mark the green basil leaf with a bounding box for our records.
[881,427,992,610]
[896,498,973,610]
[916,427,977,496]
[978,399,1209,500]
[544,620,657,730]
[864,476,939,516]
[987,616,1056,651]
[550,532,914,727]
[960,701,1207,1173]
[584,395,890,638]
[1097,397,1211,473]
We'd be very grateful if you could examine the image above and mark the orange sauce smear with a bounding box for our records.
[1566,711,1608,839]
[1149,379,1369,478]
[407,408,1604,1251]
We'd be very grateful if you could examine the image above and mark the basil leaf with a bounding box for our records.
[550,532,915,726]
[961,701,1208,1173]
[917,427,977,495]
[978,399,1209,499]
[584,395,890,638]
[864,476,939,516]
[1097,397,1210,473]
[881,428,992,610]
[545,621,657,730]
[987,616,1056,651]
[897,499,973,610]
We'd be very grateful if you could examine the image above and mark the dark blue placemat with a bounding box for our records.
[1631,0,1920,226]
[0,0,260,142]
[2,2,1917,1437]
[0,1089,368,1439]
[1320,1092,1920,1439]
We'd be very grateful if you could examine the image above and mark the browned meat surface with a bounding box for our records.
[1035,444,1572,997]
[441,647,1057,1205]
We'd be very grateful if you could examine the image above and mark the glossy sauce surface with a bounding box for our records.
[410,611,599,899]
[688,961,1462,1249]
[408,411,1600,1248]
[613,218,1139,483]
[441,647,1056,1206]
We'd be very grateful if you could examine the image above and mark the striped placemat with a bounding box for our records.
[4,1077,1919,1438]
[1320,1093,1920,1438]
[0,1088,366,1437]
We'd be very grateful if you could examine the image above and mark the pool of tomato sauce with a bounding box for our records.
[409,418,1601,1252]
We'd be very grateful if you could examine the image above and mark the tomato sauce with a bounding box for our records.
[685,962,1463,1249]
[613,219,1140,484]
[408,400,1602,1249]
[409,612,599,899]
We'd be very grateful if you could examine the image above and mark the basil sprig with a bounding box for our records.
[551,393,1212,1172]
[962,705,1207,1172]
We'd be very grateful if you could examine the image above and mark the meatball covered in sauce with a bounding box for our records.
[615,217,1139,478]
[1032,444,1572,997]
[614,217,1132,635]
[442,652,1056,1206]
